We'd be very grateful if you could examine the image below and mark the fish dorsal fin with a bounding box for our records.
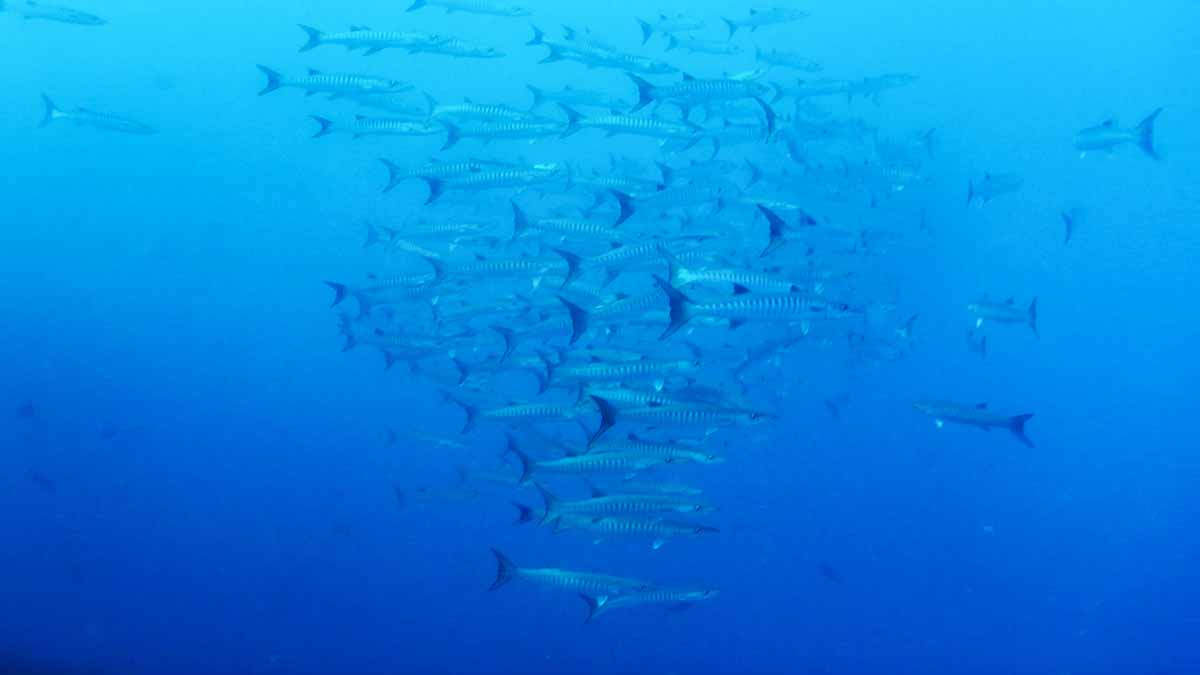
[975,402,988,409]
[1004,297,1014,305]
[307,68,322,76]
[350,25,371,31]
[627,432,643,442]
[473,253,487,262]
[732,283,751,296]
[589,485,607,498]
[682,73,696,81]
[749,8,758,15]
[464,97,474,104]
[367,273,378,280]
[1101,119,1115,128]
[354,115,366,121]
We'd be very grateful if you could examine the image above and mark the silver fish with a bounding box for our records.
[37,95,154,135]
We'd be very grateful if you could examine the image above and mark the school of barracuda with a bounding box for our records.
[171,1,1163,623]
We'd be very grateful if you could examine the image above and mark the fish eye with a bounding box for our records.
[692,504,703,512]
[694,527,705,534]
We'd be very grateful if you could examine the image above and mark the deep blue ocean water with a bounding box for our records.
[2,1,1199,673]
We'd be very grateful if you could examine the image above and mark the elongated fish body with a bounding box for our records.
[913,401,1035,448]
[529,27,677,75]
[666,35,742,56]
[489,549,653,596]
[560,106,701,143]
[722,8,810,38]
[968,297,1038,336]
[513,450,668,484]
[608,403,768,430]
[427,97,535,123]
[630,74,774,113]
[310,115,444,140]
[528,84,632,111]
[557,515,719,546]
[846,73,918,102]
[416,164,565,204]
[1073,108,1162,159]
[590,434,722,464]
[637,13,706,44]
[379,158,505,192]
[581,588,717,621]
[411,38,505,59]
[580,386,680,409]
[450,396,587,433]
[511,204,620,243]
[297,26,445,55]
[38,95,154,134]
[551,358,699,386]
[442,119,565,149]
[345,92,427,117]
[537,484,714,523]
[756,48,822,72]
[409,0,531,17]
[966,172,1023,205]
[619,481,703,496]
[654,275,859,338]
[5,1,105,24]
[774,78,852,101]
[668,262,799,294]
[257,66,409,97]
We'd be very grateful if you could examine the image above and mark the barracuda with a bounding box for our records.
[559,105,704,146]
[256,66,409,98]
[408,0,531,17]
[536,483,714,524]
[510,444,668,484]
[580,588,718,622]
[654,275,859,339]
[589,433,722,465]
[37,95,154,135]
[296,25,446,55]
[309,115,444,140]
[488,549,654,596]
[415,164,566,204]
[629,74,777,118]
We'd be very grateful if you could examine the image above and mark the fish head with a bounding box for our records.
[697,453,726,465]
[692,525,720,536]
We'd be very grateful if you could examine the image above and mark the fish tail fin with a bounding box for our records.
[753,96,776,138]
[534,482,560,524]
[744,159,763,187]
[609,189,635,226]
[379,158,404,193]
[526,24,545,46]
[309,115,334,138]
[363,222,382,248]
[587,395,617,447]
[488,548,518,590]
[451,357,470,385]
[558,104,584,138]
[526,84,544,109]
[578,594,604,622]
[491,325,517,363]
[556,295,589,345]
[509,439,535,485]
[966,179,974,205]
[297,24,323,52]
[422,255,448,285]
[1061,211,1074,246]
[324,281,348,307]
[655,160,674,185]
[551,249,583,289]
[38,93,60,128]
[407,0,428,11]
[1028,297,1038,337]
[656,244,686,286]
[340,332,357,352]
[511,502,536,525]
[637,19,653,45]
[665,33,679,51]
[1009,414,1035,448]
[756,204,788,258]
[439,120,461,151]
[1135,107,1162,159]
[721,17,737,39]
[256,65,283,96]
[446,395,479,434]
[419,176,445,205]
[627,74,655,113]
[510,200,529,240]
[652,274,694,340]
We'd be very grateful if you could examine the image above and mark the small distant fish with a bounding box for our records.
[579,588,717,622]
[721,8,810,38]
[488,548,655,595]
[1060,207,1085,246]
[1073,108,1162,159]
[26,468,56,494]
[966,172,1022,205]
[755,47,822,72]
[410,37,505,59]
[256,66,410,98]
[407,0,531,17]
[845,73,918,103]
[1,1,106,25]
[665,34,743,56]
[309,115,446,141]
[818,562,843,583]
[913,400,1035,448]
[968,297,1038,337]
[637,13,706,44]
[16,401,37,419]
[38,94,155,134]
[296,25,446,55]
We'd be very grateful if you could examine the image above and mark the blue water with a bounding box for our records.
[3,1,1199,673]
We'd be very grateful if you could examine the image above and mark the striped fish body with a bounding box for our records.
[528,453,667,479]
[286,70,408,95]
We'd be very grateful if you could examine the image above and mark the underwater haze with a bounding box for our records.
[2,0,1199,673]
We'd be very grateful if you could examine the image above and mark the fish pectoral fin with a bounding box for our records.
[651,539,664,550]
